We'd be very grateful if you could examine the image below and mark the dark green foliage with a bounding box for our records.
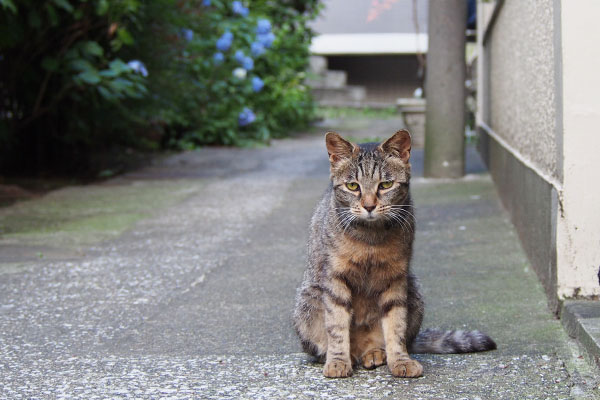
[0,0,320,173]
[0,0,149,172]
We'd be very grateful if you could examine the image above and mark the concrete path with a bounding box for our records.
[1,119,599,399]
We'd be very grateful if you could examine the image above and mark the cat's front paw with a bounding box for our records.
[361,349,386,369]
[389,358,423,378]
[323,359,353,378]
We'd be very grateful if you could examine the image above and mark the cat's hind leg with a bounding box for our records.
[351,324,386,369]
[293,289,328,362]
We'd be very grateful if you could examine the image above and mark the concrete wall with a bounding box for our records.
[487,0,559,180]
[477,0,600,312]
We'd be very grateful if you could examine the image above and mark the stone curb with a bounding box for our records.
[562,300,600,367]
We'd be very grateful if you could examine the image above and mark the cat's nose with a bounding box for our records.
[363,205,376,213]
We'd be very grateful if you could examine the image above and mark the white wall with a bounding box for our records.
[556,0,600,298]
[477,0,600,301]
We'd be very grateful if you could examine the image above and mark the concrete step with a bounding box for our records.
[311,85,366,106]
[561,300,600,367]
[309,55,328,75]
[306,70,348,89]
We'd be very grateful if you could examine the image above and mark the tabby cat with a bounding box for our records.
[293,130,496,378]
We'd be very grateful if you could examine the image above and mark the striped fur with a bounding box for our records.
[293,131,496,378]
[411,329,497,354]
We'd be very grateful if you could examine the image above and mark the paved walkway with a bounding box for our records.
[0,118,598,399]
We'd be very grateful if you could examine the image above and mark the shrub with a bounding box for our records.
[0,0,149,172]
[139,0,320,148]
[0,0,320,173]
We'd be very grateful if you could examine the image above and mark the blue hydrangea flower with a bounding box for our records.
[238,107,256,126]
[182,28,194,42]
[213,52,225,64]
[232,1,249,16]
[241,56,254,71]
[202,0,211,5]
[256,32,275,48]
[127,60,148,77]
[216,31,233,51]
[251,42,265,57]
[252,76,264,92]
[256,19,271,34]
[234,50,246,63]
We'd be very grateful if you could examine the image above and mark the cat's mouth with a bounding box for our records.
[361,211,379,221]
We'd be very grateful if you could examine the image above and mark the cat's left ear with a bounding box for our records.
[379,130,411,163]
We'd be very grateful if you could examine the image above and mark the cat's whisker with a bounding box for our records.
[396,210,416,222]
[333,208,348,223]
[382,209,408,234]
[341,214,354,230]
[384,213,407,235]
[342,214,357,235]
[335,210,357,232]
[390,213,410,236]
[391,211,414,234]
[334,212,352,231]
[388,206,416,221]
[382,213,398,232]
[388,209,413,232]
[388,205,416,213]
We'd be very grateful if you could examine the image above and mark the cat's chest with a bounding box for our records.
[331,234,409,292]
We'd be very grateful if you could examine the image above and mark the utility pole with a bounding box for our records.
[424,0,467,178]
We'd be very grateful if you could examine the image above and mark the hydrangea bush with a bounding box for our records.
[143,0,321,147]
[0,0,321,172]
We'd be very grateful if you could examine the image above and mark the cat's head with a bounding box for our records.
[325,130,412,224]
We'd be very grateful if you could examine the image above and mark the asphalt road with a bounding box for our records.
[0,123,598,399]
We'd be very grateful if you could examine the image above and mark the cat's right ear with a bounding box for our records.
[325,132,358,165]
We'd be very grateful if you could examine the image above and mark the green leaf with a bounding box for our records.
[117,28,134,46]
[1,0,17,13]
[96,0,108,15]
[99,69,118,78]
[77,70,101,84]
[45,4,59,26]
[81,41,104,57]
[41,57,60,72]
[52,0,73,12]
[109,78,134,92]
[97,86,113,100]
[69,59,95,72]
[110,38,122,51]
[107,59,130,74]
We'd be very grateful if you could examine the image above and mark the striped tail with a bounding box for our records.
[410,328,497,354]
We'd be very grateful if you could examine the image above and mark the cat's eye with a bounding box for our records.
[346,182,359,191]
[379,181,394,190]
